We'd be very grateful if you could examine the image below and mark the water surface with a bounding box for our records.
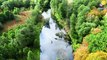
[40,9,73,60]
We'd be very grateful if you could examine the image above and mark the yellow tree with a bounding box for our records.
[86,51,107,60]
[101,0,107,5]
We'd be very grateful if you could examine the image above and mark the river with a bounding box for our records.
[40,9,73,60]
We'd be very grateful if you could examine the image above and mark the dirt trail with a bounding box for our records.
[3,11,32,31]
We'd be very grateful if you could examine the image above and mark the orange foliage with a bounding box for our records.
[101,8,107,15]
[74,36,107,60]
[88,8,100,16]
[91,28,102,34]
[74,39,89,60]
[86,51,107,60]
[87,8,107,17]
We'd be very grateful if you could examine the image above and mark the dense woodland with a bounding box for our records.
[51,0,107,60]
[0,0,42,60]
[0,0,107,60]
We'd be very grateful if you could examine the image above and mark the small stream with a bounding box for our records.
[40,9,73,60]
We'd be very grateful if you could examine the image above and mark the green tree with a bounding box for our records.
[70,13,78,39]
[0,22,3,30]
[88,0,100,8]
[23,0,30,8]
[3,10,14,21]
[13,7,20,14]
[0,12,5,23]
[15,27,35,47]
[27,51,37,60]
[50,0,69,20]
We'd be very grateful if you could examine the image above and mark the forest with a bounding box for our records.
[0,0,42,60]
[51,0,107,60]
[0,0,107,60]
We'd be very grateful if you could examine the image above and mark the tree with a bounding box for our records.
[86,51,107,60]
[0,13,5,23]
[15,27,35,47]
[27,51,37,60]
[70,13,78,39]
[23,0,30,8]
[0,22,3,30]
[13,7,20,14]
[88,0,100,8]
[3,10,14,21]
[50,0,68,20]
[86,27,107,52]
[78,5,90,17]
